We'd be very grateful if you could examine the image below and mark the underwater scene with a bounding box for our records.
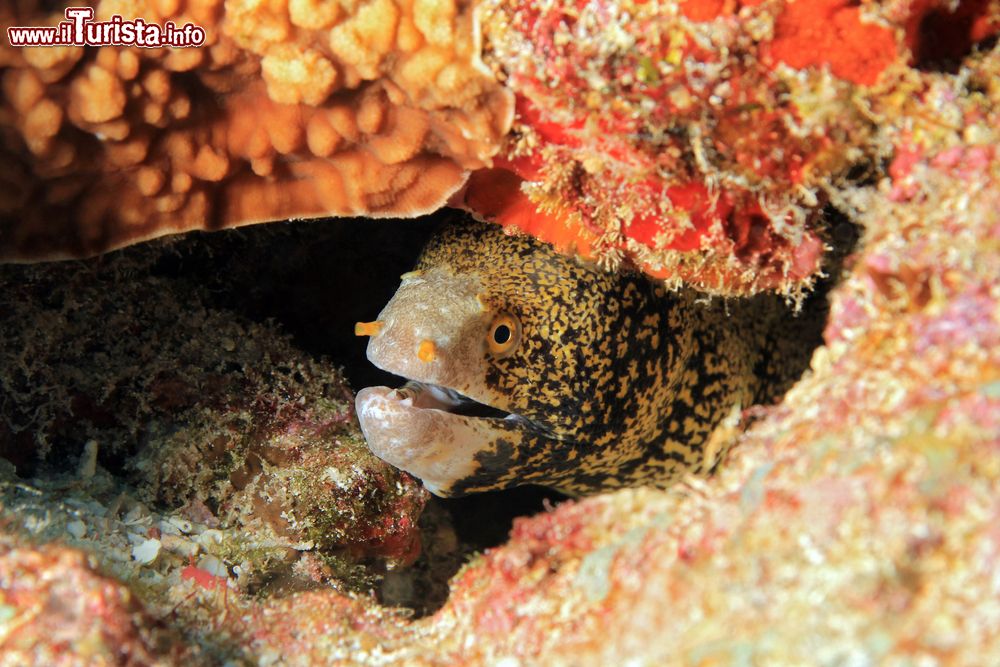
[1,0,999,664]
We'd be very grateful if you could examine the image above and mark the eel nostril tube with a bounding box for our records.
[355,320,384,337]
[417,339,437,363]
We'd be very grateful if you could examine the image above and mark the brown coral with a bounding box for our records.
[0,0,512,261]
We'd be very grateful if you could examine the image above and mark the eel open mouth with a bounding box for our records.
[355,380,533,496]
[353,264,539,495]
[389,381,513,421]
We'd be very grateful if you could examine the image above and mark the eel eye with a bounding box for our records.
[488,313,521,357]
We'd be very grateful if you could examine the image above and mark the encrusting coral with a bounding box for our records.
[0,0,512,261]
[463,0,998,295]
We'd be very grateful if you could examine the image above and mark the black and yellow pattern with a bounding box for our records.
[361,219,823,496]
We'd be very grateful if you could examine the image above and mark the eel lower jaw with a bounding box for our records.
[355,381,532,495]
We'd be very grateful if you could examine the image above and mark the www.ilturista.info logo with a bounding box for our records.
[7,7,206,48]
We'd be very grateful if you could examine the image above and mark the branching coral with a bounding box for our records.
[0,0,512,261]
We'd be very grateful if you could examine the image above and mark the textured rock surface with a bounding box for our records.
[0,535,199,666]
[0,234,428,659]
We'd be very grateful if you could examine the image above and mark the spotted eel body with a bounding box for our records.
[356,219,822,496]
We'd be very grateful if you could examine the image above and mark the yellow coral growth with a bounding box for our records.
[0,0,512,261]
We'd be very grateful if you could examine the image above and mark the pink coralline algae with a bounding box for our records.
[0,537,198,665]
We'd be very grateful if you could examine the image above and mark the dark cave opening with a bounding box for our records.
[911,0,997,73]
[152,206,856,591]
[0,211,571,616]
[0,206,858,616]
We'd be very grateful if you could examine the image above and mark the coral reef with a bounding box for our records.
[238,42,1000,663]
[462,0,998,295]
[0,0,512,260]
[3,0,996,296]
[1,1,998,665]
[5,42,997,660]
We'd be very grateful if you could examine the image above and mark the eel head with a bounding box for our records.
[355,266,546,496]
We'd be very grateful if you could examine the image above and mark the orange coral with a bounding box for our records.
[0,0,512,261]
[462,0,993,295]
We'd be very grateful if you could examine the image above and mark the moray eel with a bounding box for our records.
[356,219,822,497]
